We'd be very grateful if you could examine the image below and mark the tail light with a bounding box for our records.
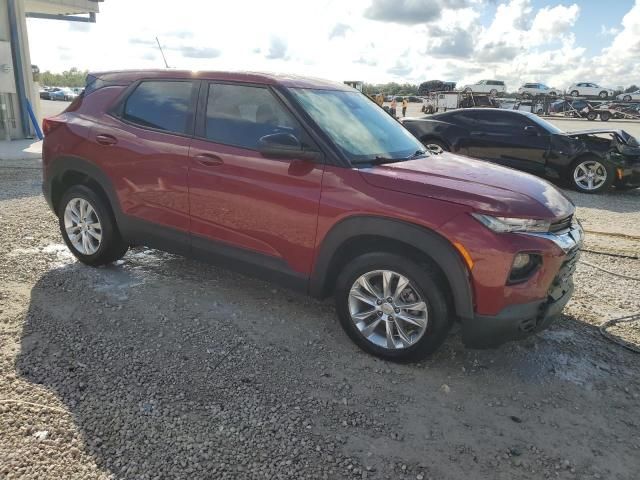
[42,118,64,136]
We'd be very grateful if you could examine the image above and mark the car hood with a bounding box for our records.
[565,129,639,146]
[358,153,574,219]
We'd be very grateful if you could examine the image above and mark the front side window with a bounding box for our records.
[204,83,301,150]
[289,88,424,164]
[123,81,193,134]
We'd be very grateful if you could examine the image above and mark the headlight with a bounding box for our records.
[471,213,550,233]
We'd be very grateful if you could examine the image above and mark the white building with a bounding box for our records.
[0,0,102,140]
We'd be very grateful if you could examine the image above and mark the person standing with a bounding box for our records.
[390,97,397,117]
[402,97,408,117]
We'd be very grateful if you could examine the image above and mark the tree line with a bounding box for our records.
[36,68,89,88]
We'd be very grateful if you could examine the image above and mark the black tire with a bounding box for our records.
[549,91,557,97]
[568,157,615,194]
[600,111,611,121]
[422,139,449,154]
[599,91,608,99]
[586,111,597,121]
[335,252,452,362]
[570,90,579,96]
[623,95,632,102]
[58,184,128,266]
[489,89,498,96]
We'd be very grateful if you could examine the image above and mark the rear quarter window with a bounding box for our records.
[122,80,194,135]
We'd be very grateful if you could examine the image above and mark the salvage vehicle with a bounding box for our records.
[42,70,582,361]
[402,108,640,193]
[518,83,560,97]
[461,79,506,96]
[617,90,640,102]
[567,83,615,99]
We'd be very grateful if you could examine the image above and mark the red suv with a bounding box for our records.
[42,70,582,361]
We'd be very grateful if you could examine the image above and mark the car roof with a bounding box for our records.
[89,69,353,91]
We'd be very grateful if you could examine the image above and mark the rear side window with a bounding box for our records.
[472,111,532,132]
[123,81,194,134]
[204,83,301,150]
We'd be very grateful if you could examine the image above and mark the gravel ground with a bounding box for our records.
[1,161,639,480]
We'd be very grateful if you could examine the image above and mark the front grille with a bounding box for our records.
[549,214,573,233]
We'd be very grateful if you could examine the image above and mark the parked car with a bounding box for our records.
[518,83,559,97]
[617,90,640,102]
[402,108,640,193]
[39,88,51,100]
[461,80,506,96]
[567,83,615,99]
[42,70,583,361]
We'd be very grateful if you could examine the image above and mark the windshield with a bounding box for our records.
[289,88,424,163]
[520,111,563,134]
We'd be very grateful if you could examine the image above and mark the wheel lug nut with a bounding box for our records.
[386,297,393,303]
[377,311,383,317]
[376,299,383,305]
[394,307,400,313]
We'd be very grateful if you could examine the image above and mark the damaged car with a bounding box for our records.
[402,108,640,193]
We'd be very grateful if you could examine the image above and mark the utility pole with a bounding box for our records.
[156,37,170,69]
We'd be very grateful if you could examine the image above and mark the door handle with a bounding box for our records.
[194,153,224,167]
[96,133,117,146]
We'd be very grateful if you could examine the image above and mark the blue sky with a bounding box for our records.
[26,0,640,89]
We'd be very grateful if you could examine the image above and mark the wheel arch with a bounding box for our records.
[309,216,474,320]
[46,156,122,219]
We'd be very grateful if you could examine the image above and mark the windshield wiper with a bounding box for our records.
[404,149,428,160]
[354,150,428,166]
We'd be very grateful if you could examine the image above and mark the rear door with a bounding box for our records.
[466,111,550,173]
[90,79,198,251]
[187,82,325,279]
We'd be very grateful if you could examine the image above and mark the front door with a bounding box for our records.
[466,111,549,174]
[187,82,324,279]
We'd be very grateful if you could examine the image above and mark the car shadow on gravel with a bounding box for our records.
[13,253,640,479]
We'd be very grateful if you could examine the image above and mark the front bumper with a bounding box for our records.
[462,224,582,349]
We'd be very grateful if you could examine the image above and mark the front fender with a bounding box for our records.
[310,216,474,320]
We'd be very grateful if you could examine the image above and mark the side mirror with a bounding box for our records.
[523,125,539,136]
[258,133,322,161]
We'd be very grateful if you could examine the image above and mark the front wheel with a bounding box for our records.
[58,185,129,266]
[570,90,579,96]
[569,158,614,193]
[600,111,611,122]
[335,252,451,362]
[599,91,608,99]
[623,95,632,102]
[586,111,597,121]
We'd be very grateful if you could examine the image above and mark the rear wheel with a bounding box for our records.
[489,89,498,96]
[586,111,597,121]
[600,111,611,122]
[335,252,451,362]
[570,90,579,97]
[623,95,632,102]
[569,158,614,193]
[58,185,128,265]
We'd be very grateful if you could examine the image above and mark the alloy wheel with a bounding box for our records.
[348,270,429,350]
[63,197,103,255]
[573,160,607,191]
